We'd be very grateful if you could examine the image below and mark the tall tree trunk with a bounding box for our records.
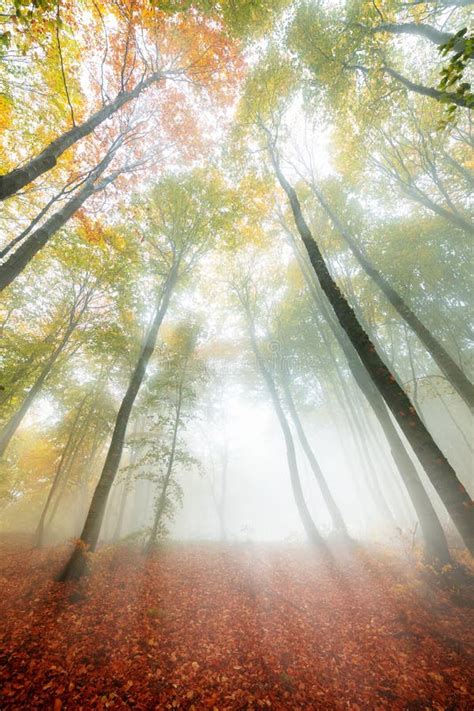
[280,372,349,537]
[351,379,418,526]
[58,266,178,580]
[298,280,397,524]
[306,315,381,515]
[34,394,89,547]
[51,372,111,535]
[309,181,474,408]
[0,320,77,458]
[0,154,116,293]
[146,380,184,552]
[297,237,451,563]
[241,299,324,545]
[0,70,164,201]
[269,142,471,556]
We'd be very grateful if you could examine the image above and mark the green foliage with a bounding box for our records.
[438,28,474,127]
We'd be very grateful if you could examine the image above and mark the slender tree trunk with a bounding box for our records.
[146,381,184,552]
[34,394,89,547]
[349,62,473,109]
[75,425,106,533]
[305,311,379,513]
[404,325,427,424]
[0,321,77,458]
[304,296,395,522]
[281,373,349,537]
[46,409,93,528]
[310,182,474,408]
[0,70,164,200]
[58,266,178,580]
[241,300,324,545]
[113,427,140,541]
[302,246,452,563]
[112,476,131,542]
[338,370,398,524]
[295,243,400,522]
[218,447,228,542]
[351,382,417,526]
[369,22,453,46]
[382,64,472,109]
[269,144,471,556]
[0,155,115,293]
[404,184,474,235]
[103,482,122,542]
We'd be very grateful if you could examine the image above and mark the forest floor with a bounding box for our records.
[0,539,473,710]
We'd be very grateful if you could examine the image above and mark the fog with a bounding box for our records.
[0,0,473,706]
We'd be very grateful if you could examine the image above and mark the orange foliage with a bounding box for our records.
[0,543,472,709]
[75,211,107,245]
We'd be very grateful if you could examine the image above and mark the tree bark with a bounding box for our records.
[58,266,178,580]
[0,317,78,458]
[309,182,474,408]
[348,62,472,109]
[269,142,472,555]
[0,71,164,201]
[0,153,116,293]
[287,219,452,563]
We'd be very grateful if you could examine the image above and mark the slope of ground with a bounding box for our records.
[0,540,473,709]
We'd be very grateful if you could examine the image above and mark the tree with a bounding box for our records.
[282,217,452,564]
[0,0,242,201]
[146,323,204,551]
[288,0,473,113]
[33,390,91,547]
[233,274,325,546]
[0,230,136,458]
[200,375,230,542]
[0,134,156,292]
[58,171,235,579]
[279,367,349,539]
[264,128,473,556]
[305,178,474,408]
